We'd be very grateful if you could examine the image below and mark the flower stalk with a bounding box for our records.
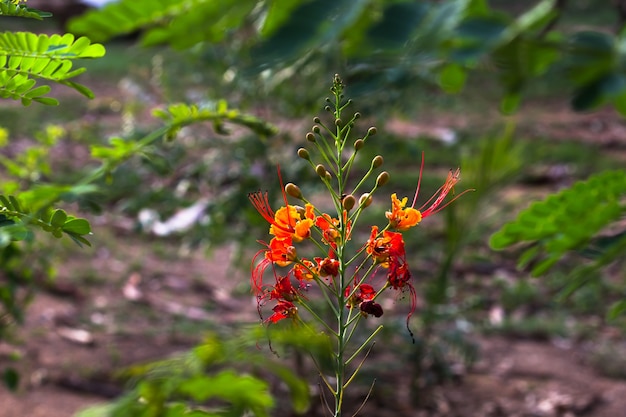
[248,75,471,416]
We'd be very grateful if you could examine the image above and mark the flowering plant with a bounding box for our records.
[249,75,469,416]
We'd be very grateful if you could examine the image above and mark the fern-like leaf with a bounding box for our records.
[0,194,92,247]
[0,1,51,19]
[0,32,105,105]
[490,170,626,276]
[152,101,278,140]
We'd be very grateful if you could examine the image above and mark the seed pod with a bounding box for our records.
[315,164,327,177]
[285,183,303,199]
[372,155,383,168]
[342,194,356,211]
[376,171,390,187]
[297,148,310,160]
[359,193,373,207]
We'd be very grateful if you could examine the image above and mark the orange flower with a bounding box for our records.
[316,211,351,246]
[270,204,315,242]
[386,193,422,231]
[387,153,470,230]
[292,259,317,282]
[366,226,406,267]
[248,191,315,243]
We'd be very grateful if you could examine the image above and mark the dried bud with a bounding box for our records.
[376,171,390,187]
[354,139,364,150]
[342,194,356,211]
[285,183,303,199]
[359,193,372,207]
[315,164,327,177]
[297,148,310,160]
[367,127,377,136]
[372,155,383,168]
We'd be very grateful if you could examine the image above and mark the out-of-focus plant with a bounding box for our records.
[0,0,105,105]
[408,123,524,404]
[490,170,626,319]
[75,329,320,417]
[245,75,470,416]
[67,0,626,115]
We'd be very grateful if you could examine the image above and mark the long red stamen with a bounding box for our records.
[411,151,425,208]
[248,191,276,224]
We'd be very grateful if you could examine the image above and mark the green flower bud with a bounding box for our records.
[354,139,364,150]
[313,116,321,123]
[325,172,332,181]
[376,171,389,187]
[359,193,372,207]
[367,126,377,136]
[313,125,321,134]
[335,118,342,126]
[298,148,311,160]
[372,155,383,168]
[285,183,303,199]
[306,132,316,142]
[315,164,327,177]
[354,112,361,119]
[342,194,356,211]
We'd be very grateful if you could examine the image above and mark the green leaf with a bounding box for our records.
[439,63,467,93]
[607,299,626,321]
[49,209,67,228]
[2,367,19,391]
[62,218,91,235]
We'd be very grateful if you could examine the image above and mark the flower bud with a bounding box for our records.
[354,139,364,150]
[313,116,321,123]
[376,171,389,187]
[324,105,332,112]
[312,125,321,134]
[354,112,361,119]
[335,118,342,126]
[305,132,315,142]
[367,127,377,136]
[285,183,303,199]
[359,193,373,207]
[372,155,383,168]
[315,164,327,177]
[342,194,356,211]
[297,147,310,160]
[325,172,332,181]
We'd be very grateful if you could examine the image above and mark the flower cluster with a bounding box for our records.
[249,154,465,326]
[247,75,470,416]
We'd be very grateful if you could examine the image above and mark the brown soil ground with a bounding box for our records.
[2,238,626,417]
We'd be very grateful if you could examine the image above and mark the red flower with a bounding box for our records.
[345,283,383,318]
[366,226,406,267]
[267,300,298,323]
[251,237,297,296]
[269,275,300,302]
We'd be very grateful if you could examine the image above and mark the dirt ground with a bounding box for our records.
[2,237,626,417]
